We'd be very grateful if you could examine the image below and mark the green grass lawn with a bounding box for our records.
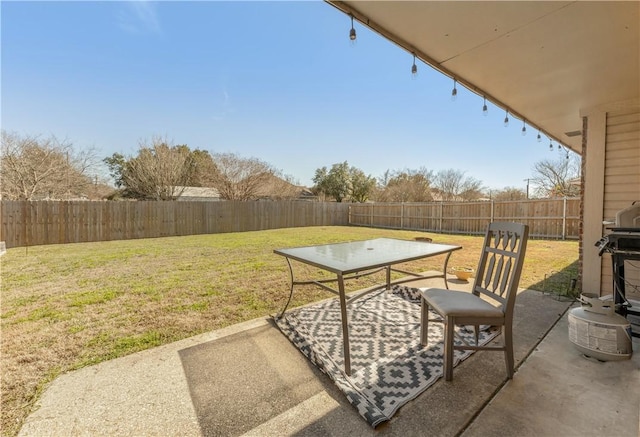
[0,226,578,436]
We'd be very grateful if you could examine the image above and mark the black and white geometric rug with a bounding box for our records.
[275,285,499,427]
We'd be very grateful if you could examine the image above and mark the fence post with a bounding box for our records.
[491,200,495,223]
[439,202,443,233]
[400,202,404,230]
[562,197,567,240]
[370,203,374,227]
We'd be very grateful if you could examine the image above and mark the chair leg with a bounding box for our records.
[503,325,514,379]
[443,316,455,381]
[420,297,429,346]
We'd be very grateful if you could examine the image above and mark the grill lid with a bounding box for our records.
[614,201,640,229]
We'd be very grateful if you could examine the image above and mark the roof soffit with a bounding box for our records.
[327,1,640,154]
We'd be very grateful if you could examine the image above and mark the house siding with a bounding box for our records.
[600,107,640,297]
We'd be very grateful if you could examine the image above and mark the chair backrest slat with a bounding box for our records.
[472,222,529,312]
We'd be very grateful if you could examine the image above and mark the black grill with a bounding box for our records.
[596,228,640,337]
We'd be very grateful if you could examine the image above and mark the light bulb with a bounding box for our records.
[349,16,356,43]
[451,79,457,101]
[549,141,553,151]
[504,110,509,127]
[521,121,527,136]
[537,131,542,142]
[411,54,418,79]
[482,97,488,116]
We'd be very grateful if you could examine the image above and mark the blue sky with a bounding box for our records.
[2,1,568,191]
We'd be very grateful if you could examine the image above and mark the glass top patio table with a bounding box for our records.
[274,238,462,375]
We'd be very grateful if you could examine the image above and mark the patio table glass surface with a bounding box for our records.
[273,238,461,274]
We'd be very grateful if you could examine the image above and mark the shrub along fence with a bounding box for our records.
[348,198,580,240]
[0,198,579,248]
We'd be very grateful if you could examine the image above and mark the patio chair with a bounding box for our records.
[420,222,529,381]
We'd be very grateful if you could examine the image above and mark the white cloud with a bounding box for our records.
[117,1,161,35]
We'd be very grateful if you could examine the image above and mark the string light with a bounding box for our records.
[338,19,562,157]
[349,15,356,43]
[411,53,418,78]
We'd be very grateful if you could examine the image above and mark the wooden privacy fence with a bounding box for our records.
[0,200,350,248]
[348,198,580,240]
[1,198,580,248]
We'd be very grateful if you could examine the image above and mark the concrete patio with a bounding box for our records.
[18,276,640,437]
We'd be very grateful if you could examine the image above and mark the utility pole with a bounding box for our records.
[523,178,530,199]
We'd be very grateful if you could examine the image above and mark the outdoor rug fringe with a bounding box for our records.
[275,285,499,427]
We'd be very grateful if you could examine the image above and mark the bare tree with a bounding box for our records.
[433,169,484,201]
[491,187,527,201]
[104,136,198,200]
[1,130,98,200]
[458,181,485,201]
[531,153,581,198]
[211,152,288,200]
[251,173,302,200]
[375,168,434,202]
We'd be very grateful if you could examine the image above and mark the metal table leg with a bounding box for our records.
[442,251,453,289]
[337,273,351,376]
[276,257,296,319]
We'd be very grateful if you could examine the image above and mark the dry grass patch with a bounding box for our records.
[0,226,578,436]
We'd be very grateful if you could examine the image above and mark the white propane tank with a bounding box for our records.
[568,295,632,361]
